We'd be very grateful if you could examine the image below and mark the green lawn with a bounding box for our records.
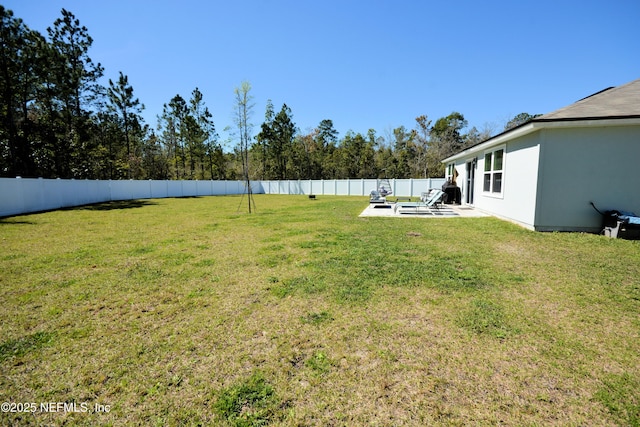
[1,195,639,426]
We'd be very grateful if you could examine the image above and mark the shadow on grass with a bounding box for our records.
[0,199,159,221]
[0,218,36,225]
[66,199,159,211]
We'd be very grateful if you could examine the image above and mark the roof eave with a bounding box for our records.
[442,122,539,163]
[441,116,640,164]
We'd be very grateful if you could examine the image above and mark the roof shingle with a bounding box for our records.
[537,78,640,121]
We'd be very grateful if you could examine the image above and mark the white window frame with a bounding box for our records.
[483,146,505,197]
[445,163,455,182]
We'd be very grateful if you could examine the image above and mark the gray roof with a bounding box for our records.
[442,78,640,163]
[536,78,640,121]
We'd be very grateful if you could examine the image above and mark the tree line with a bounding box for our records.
[0,7,537,181]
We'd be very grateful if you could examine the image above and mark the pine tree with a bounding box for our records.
[46,9,104,177]
[107,72,144,178]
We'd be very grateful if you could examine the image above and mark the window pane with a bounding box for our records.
[484,153,492,171]
[493,149,503,170]
[493,172,502,193]
[484,173,491,192]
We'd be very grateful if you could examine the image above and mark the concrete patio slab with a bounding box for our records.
[359,203,489,218]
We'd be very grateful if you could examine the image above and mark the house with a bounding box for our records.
[442,78,640,232]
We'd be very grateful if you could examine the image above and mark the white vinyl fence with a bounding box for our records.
[255,178,445,197]
[1,177,445,217]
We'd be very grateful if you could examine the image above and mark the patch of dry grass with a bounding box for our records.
[1,195,639,425]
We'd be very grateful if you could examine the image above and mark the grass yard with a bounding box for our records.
[1,194,639,426]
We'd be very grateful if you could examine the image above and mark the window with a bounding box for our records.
[446,163,455,181]
[483,147,504,195]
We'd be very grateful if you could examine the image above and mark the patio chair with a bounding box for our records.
[394,189,447,213]
[421,189,447,208]
[369,190,386,204]
[378,185,392,197]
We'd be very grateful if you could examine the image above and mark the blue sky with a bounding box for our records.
[6,0,640,147]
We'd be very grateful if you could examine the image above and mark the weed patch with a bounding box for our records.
[594,373,640,426]
[270,275,326,298]
[300,311,333,326]
[305,351,332,376]
[129,245,156,255]
[334,280,372,304]
[457,298,519,338]
[213,372,280,426]
[126,262,165,281]
[427,254,491,291]
[0,331,55,361]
